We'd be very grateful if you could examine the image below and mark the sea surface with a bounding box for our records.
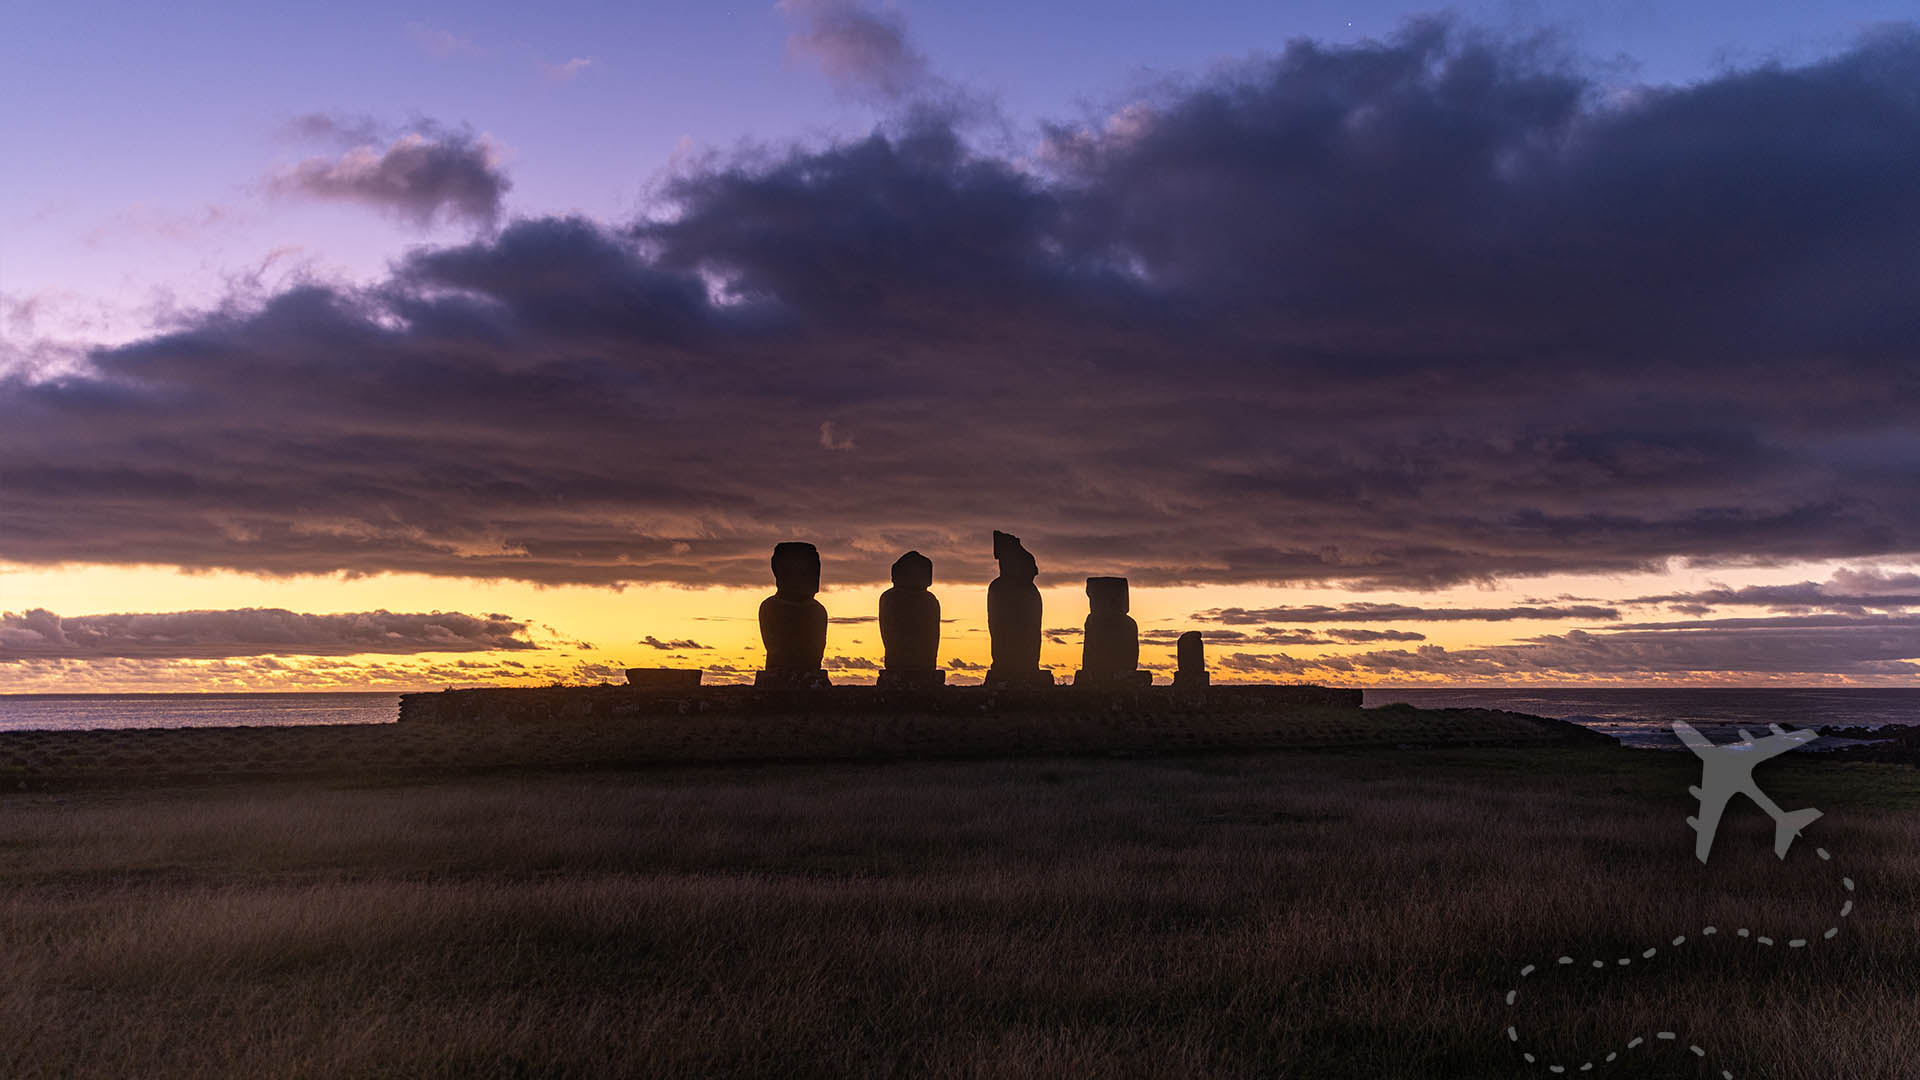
[0,693,401,732]
[1361,687,1920,749]
[2,688,1916,747]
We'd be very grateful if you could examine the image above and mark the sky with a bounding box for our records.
[4,1,1920,691]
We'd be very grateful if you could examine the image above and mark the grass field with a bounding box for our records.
[2,746,1916,1078]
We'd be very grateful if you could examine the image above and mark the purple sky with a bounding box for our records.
[4,3,1920,690]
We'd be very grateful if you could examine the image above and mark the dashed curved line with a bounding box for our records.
[1503,845,1853,1078]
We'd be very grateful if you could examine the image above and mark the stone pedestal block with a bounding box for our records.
[877,669,947,690]
[984,667,1055,689]
[1073,668,1152,689]
[754,668,831,690]
[625,668,703,689]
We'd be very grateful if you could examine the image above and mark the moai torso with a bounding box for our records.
[987,531,1043,675]
[759,542,827,672]
[880,550,940,671]
[1080,576,1139,678]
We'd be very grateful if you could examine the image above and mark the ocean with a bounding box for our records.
[0,693,402,732]
[1,688,1916,748]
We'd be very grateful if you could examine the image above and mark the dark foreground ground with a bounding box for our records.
[2,744,1916,1078]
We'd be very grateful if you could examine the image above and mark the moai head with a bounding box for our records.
[891,550,933,590]
[770,542,821,599]
[992,530,1038,581]
[1086,576,1129,615]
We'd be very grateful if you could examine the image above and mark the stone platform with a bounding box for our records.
[398,682,1366,724]
[0,685,1615,792]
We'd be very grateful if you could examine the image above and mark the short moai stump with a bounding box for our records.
[1074,576,1150,689]
[755,541,830,690]
[878,550,945,690]
[1172,630,1210,693]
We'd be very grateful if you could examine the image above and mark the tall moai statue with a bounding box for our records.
[1074,576,1150,688]
[985,530,1053,688]
[754,541,830,689]
[1172,630,1209,693]
[877,550,944,689]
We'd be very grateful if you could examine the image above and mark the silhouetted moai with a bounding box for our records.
[877,550,944,689]
[754,541,830,689]
[1074,576,1150,688]
[985,530,1053,688]
[1172,630,1210,692]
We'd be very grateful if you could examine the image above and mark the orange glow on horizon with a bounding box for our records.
[3,558,1918,692]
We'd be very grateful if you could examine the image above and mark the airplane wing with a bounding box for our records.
[1672,720,1715,756]
[1687,783,1733,864]
[1745,724,1820,762]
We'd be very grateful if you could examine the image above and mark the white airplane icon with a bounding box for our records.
[1673,721,1823,864]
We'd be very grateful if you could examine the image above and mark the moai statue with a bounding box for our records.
[1074,576,1150,689]
[877,550,944,689]
[754,541,830,689]
[985,530,1053,688]
[1172,630,1210,692]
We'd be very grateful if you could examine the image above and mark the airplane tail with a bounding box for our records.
[1774,807,1822,859]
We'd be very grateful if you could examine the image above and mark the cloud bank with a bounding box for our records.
[1223,616,1920,680]
[0,608,535,660]
[1194,603,1622,624]
[7,21,1920,600]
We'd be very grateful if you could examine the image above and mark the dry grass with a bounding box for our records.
[1,748,1916,1078]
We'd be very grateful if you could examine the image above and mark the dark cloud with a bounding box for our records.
[779,0,928,102]
[0,608,535,660]
[1142,628,1249,644]
[1195,604,1620,624]
[1222,615,1920,679]
[639,635,710,650]
[822,654,879,670]
[1321,627,1428,643]
[1220,653,1321,677]
[271,118,508,228]
[1631,567,1920,614]
[7,22,1920,598]
[1143,626,1426,645]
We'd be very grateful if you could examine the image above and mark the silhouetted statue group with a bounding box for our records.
[753,531,1208,690]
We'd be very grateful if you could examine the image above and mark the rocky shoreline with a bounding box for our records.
[1816,722,1920,764]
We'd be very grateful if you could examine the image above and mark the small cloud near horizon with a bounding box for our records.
[541,57,593,82]
[409,22,484,58]
[639,634,711,650]
[269,117,509,229]
[778,0,929,102]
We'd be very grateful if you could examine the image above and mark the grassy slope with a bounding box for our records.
[2,748,1916,1078]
